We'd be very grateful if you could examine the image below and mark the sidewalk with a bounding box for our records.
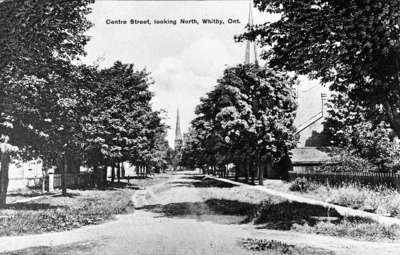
[206,175,400,226]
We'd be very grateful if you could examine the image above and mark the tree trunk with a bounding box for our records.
[234,162,239,181]
[117,163,121,183]
[111,165,115,183]
[0,152,10,206]
[265,154,273,179]
[103,166,107,185]
[62,153,68,196]
[250,161,255,185]
[245,161,249,183]
[121,163,125,178]
[258,157,264,186]
[92,165,98,187]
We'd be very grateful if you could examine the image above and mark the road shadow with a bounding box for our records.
[168,176,238,189]
[141,196,367,231]
[141,198,259,224]
[253,201,367,230]
[77,182,141,191]
[7,192,45,198]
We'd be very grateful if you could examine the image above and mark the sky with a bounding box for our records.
[82,1,327,147]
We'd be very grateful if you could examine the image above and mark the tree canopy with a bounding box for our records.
[182,64,298,182]
[0,1,170,201]
[241,0,400,136]
[323,94,400,171]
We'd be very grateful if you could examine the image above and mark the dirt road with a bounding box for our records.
[2,172,400,255]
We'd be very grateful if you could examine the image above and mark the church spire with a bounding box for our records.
[174,108,183,150]
[244,2,258,65]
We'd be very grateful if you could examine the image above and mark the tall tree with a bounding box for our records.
[187,64,298,183]
[83,62,168,181]
[0,0,93,200]
[241,0,400,136]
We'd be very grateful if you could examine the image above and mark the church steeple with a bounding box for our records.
[244,2,258,65]
[174,108,183,150]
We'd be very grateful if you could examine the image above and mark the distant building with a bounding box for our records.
[174,108,183,151]
[291,147,339,173]
[291,83,339,172]
[295,88,329,147]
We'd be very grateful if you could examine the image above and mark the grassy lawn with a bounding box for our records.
[0,241,99,255]
[280,178,400,218]
[0,188,136,236]
[0,174,169,237]
[193,177,400,241]
[240,238,335,255]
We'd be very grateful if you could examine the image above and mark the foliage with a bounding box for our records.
[288,177,318,193]
[320,151,378,173]
[0,0,94,166]
[82,61,168,171]
[183,64,298,179]
[0,0,170,201]
[0,0,92,74]
[241,0,400,137]
[323,94,400,172]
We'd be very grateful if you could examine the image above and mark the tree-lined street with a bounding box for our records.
[2,0,400,254]
[1,172,400,255]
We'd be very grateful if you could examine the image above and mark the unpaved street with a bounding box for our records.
[2,172,400,255]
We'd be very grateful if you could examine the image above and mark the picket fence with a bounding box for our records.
[289,172,400,188]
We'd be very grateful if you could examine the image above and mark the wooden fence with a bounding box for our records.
[289,172,400,188]
[53,172,94,188]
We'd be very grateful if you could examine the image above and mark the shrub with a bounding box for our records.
[320,152,377,172]
[327,184,369,209]
[380,194,400,217]
[289,178,318,192]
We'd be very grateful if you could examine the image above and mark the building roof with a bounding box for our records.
[290,147,339,165]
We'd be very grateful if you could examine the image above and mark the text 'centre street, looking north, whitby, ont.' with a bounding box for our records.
[105,18,241,25]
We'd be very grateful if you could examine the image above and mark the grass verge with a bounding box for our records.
[240,238,336,255]
[197,177,400,241]
[0,187,136,236]
[0,174,170,237]
[288,178,400,217]
[0,241,99,255]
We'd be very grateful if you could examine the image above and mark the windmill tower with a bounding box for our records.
[174,108,183,151]
[244,2,259,65]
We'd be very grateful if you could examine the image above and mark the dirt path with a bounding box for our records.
[1,173,400,255]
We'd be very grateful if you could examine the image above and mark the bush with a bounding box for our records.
[320,152,377,172]
[289,177,318,192]
[380,194,400,217]
[328,184,370,209]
